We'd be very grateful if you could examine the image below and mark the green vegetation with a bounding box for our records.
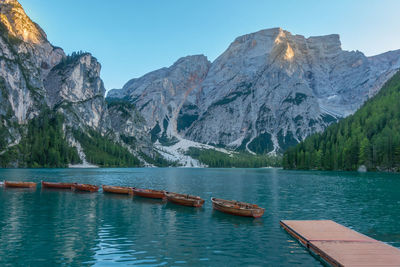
[210,82,252,107]
[0,108,142,168]
[283,93,307,105]
[283,71,400,172]
[73,129,141,167]
[106,98,135,108]
[138,151,177,167]
[248,133,274,154]
[149,120,179,146]
[150,123,161,142]
[119,135,138,147]
[120,134,176,167]
[0,112,81,168]
[277,130,298,152]
[23,113,81,167]
[0,125,8,152]
[158,133,179,146]
[177,113,198,132]
[0,77,11,152]
[106,98,145,123]
[53,51,90,71]
[186,147,281,168]
[321,114,338,124]
[0,21,23,46]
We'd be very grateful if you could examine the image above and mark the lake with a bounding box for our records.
[0,168,399,266]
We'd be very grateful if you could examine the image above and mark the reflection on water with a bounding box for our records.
[0,168,399,266]
[164,202,203,214]
[211,210,264,227]
[132,196,166,205]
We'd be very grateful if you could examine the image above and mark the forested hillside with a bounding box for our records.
[0,112,81,168]
[283,71,400,172]
[0,110,142,168]
[187,148,281,168]
[73,129,141,167]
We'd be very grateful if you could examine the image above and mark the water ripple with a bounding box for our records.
[0,168,399,266]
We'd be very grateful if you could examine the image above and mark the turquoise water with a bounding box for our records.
[0,168,399,266]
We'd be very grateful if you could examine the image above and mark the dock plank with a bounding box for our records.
[281,220,400,267]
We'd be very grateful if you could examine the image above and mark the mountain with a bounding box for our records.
[0,0,155,167]
[109,28,400,155]
[108,55,211,141]
[283,70,400,172]
[1,0,400,168]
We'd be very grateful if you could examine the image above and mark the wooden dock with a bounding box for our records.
[280,220,400,267]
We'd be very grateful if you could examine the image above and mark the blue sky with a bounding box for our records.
[19,0,400,91]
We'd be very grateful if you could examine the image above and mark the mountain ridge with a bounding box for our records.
[109,27,400,155]
[1,0,400,167]
[0,0,157,167]
[283,70,400,171]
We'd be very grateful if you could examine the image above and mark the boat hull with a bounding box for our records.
[132,188,165,199]
[4,181,36,188]
[72,184,99,192]
[41,181,75,189]
[102,185,133,195]
[211,198,264,218]
[165,192,204,207]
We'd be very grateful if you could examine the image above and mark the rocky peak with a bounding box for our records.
[233,27,283,45]
[229,28,342,61]
[186,28,400,152]
[0,0,65,83]
[45,53,105,108]
[0,0,159,167]
[368,50,400,66]
[107,54,211,140]
[172,54,210,68]
[1,0,400,167]
[306,34,342,60]
[0,0,47,44]
[108,54,211,102]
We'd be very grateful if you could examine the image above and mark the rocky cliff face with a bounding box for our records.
[2,0,400,167]
[109,28,400,154]
[0,0,150,166]
[0,0,65,152]
[108,55,211,139]
[44,53,110,132]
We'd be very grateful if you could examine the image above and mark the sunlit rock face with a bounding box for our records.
[0,1,111,145]
[0,0,46,44]
[0,0,110,132]
[0,0,63,76]
[0,0,154,163]
[0,0,65,150]
[110,28,400,153]
[0,0,65,125]
[1,0,400,161]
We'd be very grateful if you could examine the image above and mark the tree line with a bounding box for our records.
[283,71,400,172]
[73,129,141,167]
[0,111,81,167]
[187,147,282,168]
[0,110,142,168]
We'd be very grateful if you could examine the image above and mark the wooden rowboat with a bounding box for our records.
[4,181,37,188]
[132,188,165,199]
[72,183,99,192]
[102,185,133,195]
[41,181,76,189]
[211,197,265,218]
[165,192,204,207]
